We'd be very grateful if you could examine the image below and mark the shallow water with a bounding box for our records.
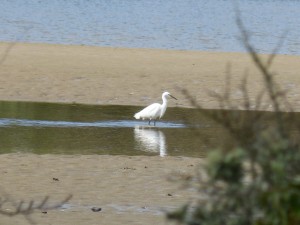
[0,0,299,55]
[1,101,298,157]
[60,202,167,216]
[0,101,224,157]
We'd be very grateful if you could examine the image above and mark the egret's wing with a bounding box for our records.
[134,103,161,119]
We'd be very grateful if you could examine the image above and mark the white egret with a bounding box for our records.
[134,91,177,126]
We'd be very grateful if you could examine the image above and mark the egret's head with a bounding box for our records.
[163,91,177,100]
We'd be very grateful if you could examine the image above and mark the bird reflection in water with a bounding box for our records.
[134,126,167,157]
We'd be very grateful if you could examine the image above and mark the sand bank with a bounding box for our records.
[0,42,300,225]
[0,42,299,110]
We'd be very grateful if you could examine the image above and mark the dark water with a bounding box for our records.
[0,0,299,55]
[0,101,226,157]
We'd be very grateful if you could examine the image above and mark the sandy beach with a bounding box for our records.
[0,42,300,110]
[0,42,300,225]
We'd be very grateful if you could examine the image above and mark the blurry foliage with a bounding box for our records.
[168,14,300,225]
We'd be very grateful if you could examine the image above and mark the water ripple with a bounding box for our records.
[0,0,300,54]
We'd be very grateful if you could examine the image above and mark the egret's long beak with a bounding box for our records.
[169,94,177,100]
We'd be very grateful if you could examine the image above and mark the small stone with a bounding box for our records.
[91,207,102,212]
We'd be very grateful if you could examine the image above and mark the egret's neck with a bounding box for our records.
[162,95,168,107]
[160,95,168,119]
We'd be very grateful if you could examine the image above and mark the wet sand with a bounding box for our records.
[0,42,300,224]
[0,42,300,110]
[0,154,202,225]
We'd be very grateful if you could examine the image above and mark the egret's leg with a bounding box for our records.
[154,120,156,126]
[148,120,151,125]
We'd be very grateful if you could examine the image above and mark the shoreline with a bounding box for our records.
[0,42,299,111]
[6,40,300,56]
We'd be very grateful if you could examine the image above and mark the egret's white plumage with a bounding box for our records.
[134,91,177,126]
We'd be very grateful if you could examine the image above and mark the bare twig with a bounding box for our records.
[0,195,72,217]
[0,42,17,66]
